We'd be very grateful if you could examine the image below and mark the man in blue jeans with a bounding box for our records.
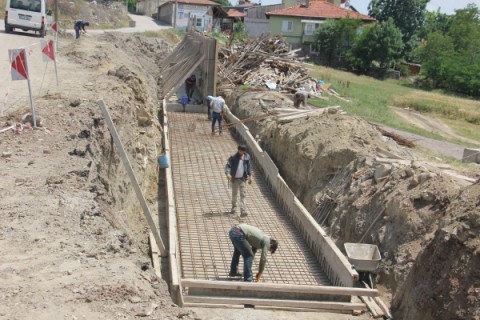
[229,224,278,282]
[225,145,252,217]
[207,95,226,135]
[74,20,90,39]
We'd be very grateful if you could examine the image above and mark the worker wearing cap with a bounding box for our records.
[225,145,252,217]
[228,223,278,282]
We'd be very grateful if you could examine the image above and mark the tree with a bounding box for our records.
[347,18,404,72]
[417,4,480,96]
[368,0,429,56]
[314,18,362,65]
[417,10,452,40]
[214,0,232,6]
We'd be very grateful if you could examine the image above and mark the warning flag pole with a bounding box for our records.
[24,53,37,128]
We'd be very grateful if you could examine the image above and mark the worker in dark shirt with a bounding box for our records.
[228,224,278,282]
[185,74,196,102]
[74,20,90,39]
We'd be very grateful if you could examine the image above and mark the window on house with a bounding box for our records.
[196,18,202,27]
[281,20,293,33]
[305,23,314,36]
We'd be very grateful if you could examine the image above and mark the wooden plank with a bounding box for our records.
[97,99,166,257]
[149,232,161,278]
[359,295,383,318]
[182,303,244,309]
[254,305,352,314]
[181,279,378,297]
[183,296,367,311]
[374,296,393,319]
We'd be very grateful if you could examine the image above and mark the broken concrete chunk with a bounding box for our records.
[1,151,12,158]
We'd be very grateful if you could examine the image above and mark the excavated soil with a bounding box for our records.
[0,33,200,319]
[226,90,480,320]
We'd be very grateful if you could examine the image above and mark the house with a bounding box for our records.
[244,3,284,38]
[136,0,166,17]
[157,0,226,31]
[221,0,259,32]
[265,0,374,48]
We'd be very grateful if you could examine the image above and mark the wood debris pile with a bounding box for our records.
[218,34,316,91]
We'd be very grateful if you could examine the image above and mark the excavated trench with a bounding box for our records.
[77,33,479,319]
[224,90,480,320]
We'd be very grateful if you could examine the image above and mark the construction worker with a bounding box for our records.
[225,145,252,217]
[228,224,278,282]
[208,95,226,135]
[185,74,196,102]
[293,90,309,108]
[74,20,89,39]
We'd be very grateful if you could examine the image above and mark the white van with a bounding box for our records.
[4,0,51,37]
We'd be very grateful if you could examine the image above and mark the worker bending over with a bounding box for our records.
[228,223,278,282]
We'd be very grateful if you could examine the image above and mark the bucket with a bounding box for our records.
[157,154,170,168]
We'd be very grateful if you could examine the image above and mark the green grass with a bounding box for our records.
[307,65,480,146]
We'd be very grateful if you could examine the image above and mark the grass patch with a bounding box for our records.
[392,92,480,124]
[307,65,480,145]
[0,0,5,18]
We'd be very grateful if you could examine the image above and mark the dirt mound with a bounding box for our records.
[226,89,479,319]
[392,183,480,320]
[0,33,197,319]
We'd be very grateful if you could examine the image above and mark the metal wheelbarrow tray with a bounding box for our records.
[344,243,381,273]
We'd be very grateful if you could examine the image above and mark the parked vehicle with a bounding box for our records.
[4,0,52,37]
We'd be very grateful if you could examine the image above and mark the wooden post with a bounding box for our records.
[97,99,167,257]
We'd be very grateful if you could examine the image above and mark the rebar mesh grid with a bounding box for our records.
[169,111,331,285]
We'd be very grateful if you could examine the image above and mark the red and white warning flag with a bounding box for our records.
[41,40,55,62]
[8,49,29,81]
[52,22,58,32]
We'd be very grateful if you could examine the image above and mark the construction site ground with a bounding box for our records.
[1,22,479,320]
[0,30,374,319]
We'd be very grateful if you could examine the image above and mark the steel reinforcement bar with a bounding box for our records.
[222,107,359,287]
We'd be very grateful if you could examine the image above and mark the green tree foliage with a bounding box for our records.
[417,10,452,40]
[418,5,480,96]
[314,19,362,64]
[214,0,232,6]
[233,21,247,41]
[348,18,403,72]
[368,0,429,56]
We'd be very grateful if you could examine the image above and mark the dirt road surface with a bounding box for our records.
[0,24,370,320]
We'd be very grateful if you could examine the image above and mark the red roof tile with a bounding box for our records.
[176,0,220,6]
[227,9,247,17]
[266,0,374,20]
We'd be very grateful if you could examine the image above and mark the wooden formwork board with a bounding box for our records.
[183,296,367,312]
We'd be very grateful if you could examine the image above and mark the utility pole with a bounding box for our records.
[54,0,58,23]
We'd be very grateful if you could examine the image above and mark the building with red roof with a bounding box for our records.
[264,0,373,49]
[157,0,227,31]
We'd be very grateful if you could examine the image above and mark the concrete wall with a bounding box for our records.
[137,0,165,17]
[159,3,214,31]
[158,3,174,25]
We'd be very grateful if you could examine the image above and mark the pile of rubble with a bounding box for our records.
[218,34,316,92]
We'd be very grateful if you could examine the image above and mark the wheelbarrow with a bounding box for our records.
[344,243,381,288]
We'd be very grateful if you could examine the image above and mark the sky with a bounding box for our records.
[251,0,480,15]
